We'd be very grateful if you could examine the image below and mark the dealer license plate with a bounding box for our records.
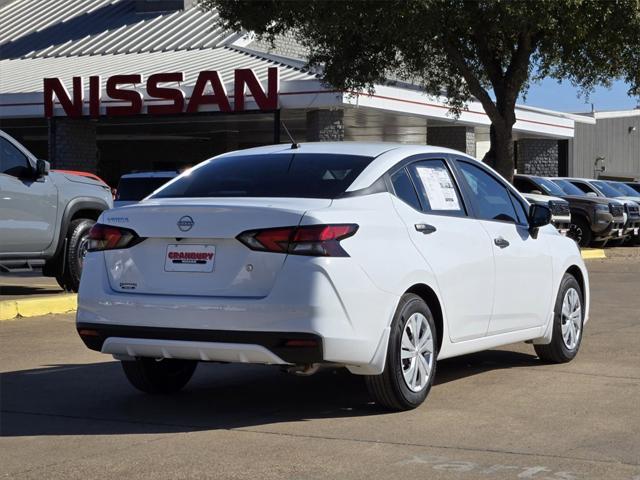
[165,244,215,272]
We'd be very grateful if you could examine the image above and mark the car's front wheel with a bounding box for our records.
[365,293,437,411]
[534,273,584,363]
[567,217,592,247]
[121,358,198,394]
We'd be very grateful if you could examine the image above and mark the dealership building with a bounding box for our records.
[1,0,638,185]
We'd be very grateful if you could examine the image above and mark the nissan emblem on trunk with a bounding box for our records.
[177,215,194,232]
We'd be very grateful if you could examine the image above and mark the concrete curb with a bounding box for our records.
[0,294,77,321]
[581,248,606,260]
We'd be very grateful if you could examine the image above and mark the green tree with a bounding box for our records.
[202,0,640,181]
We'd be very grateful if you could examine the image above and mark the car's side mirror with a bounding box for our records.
[531,189,543,195]
[529,204,551,235]
[36,159,50,178]
[586,192,597,198]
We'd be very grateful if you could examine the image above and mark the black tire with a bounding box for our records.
[56,218,95,292]
[567,217,592,247]
[534,273,584,363]
[365,293,437,411]
[121,358,197,394]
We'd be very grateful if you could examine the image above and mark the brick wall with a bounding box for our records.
[48,118,98,173]
[516,138,559,176]
[427,126,476,157]
[306,110,344,142]
[247,31,309,61]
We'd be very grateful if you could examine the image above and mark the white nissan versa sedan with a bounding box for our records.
[77,143,589,410]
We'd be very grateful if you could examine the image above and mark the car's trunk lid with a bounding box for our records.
[101,198,331,297]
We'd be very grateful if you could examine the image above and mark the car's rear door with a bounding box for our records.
[388,156,495,342]
[454,158,553,334]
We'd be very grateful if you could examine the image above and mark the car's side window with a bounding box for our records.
[0,137,30,178]
[407,159,466,217]
[513,177,538,194]
[390,167,422,211]
[456,160,518,223]
[570,181,594,194]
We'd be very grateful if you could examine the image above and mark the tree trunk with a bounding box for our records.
[482,121,515,183]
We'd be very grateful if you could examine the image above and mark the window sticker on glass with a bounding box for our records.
[415,165,461,210]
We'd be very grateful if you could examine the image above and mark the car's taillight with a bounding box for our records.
[236,224,358,257]
[88,223,143,252]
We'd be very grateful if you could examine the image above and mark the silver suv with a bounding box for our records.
[0,130,113,291]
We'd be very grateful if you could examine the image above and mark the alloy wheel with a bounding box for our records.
[568,224,583,244]
[77,235,90,270]
[561,287,582,350]
[400,313,434,392]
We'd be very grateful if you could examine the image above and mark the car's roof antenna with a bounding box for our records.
[281,121,299,149]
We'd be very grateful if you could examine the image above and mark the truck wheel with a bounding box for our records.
[534,273,584,363]
[56,218,95,292]
[567,217,592,247]
[121,358,197,394]
[365,293,437,411]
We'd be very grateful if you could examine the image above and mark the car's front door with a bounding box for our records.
[455,159,553,334]
[389,157,495,342]
[0,136,57,254]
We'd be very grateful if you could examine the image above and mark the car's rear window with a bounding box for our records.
[151,153,374,199]
[116,177,175,201]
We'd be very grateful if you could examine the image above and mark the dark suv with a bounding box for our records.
[513,174,625,247]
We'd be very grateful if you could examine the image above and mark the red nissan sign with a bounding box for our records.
[43,68,279,118]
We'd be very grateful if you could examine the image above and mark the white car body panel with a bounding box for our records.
[77,142,590,376]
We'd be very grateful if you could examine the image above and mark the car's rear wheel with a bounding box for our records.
[365,293,437,411]
[56,218,95,292]
[567,217,592,247]
[534,273,584,363]
[121,358,197,394]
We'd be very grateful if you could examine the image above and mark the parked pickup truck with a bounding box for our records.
[513,174,625,247]
[0,130,113,291]
[559,177,640,246]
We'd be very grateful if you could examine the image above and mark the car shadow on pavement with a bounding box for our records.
[0,349,541,437]
[0,285,63,296]
[435,349,540,385]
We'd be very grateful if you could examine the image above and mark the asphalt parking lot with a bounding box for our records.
[1,256,639,480]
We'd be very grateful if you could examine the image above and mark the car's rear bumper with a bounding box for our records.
[77,251,399,372]
[77,322,323,364]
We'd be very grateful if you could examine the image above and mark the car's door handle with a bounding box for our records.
[415,223,437,234]
[494,237,510,248]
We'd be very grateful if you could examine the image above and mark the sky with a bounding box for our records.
[519,78,639,113]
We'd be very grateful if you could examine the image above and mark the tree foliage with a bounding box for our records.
[202,0,640,180]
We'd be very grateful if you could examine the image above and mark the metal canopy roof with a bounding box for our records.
[0,0,243,60]
[0,46,315,93]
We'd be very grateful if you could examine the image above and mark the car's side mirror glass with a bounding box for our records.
[529,204,551,231]
[36,159,50,178]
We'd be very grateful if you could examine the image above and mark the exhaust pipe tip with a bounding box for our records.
[286,364,321,376]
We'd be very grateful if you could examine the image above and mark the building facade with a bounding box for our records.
[1,0,634,185]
